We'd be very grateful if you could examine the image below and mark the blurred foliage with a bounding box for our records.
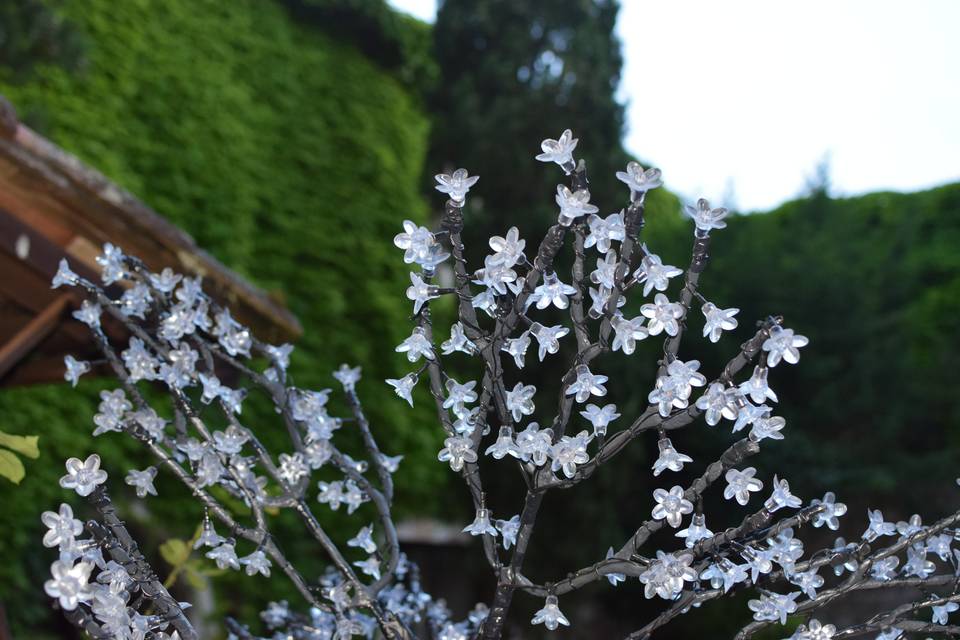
[0,0,86,82]
[0,0,440,636]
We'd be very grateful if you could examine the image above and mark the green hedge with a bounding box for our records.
[0,0,444,635]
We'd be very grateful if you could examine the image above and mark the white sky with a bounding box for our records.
[389,0,960,211]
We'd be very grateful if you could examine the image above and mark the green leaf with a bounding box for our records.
[183,565,206,590]
[0,449,26,484]
[159,538,191,567]
[0,430,39,459]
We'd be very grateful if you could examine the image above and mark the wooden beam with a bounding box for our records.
[0,294,70,380]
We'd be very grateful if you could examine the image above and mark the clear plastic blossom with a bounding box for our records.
[333,364,362,390]
[810,492,848,530]
[640,293,684,336]
[651,485,694,528]
[496,515,521,550]
[529,323,569,361]
[750,414,786,442]
[474,254,518,294]
[394,220,436,265]
[676,513,713,548]
[63,355,90,387]
[515,423,553,466]
[531,595,570,630]
[550,430,591,478]
[386,373,418,407]
[700,557,748,593]
[488,227,526,267]
[764,475,802,512]
[240,550,272,577]
[695,383,740,426]
[615,161,663,198]
[353,556,381,581]
[788,619,836,640]
[932,602,959,625]
[443,378,478,416]
[442,322,477,356]
[588,285,625,317]
[434,168,479,203]
[463,508,498,538]
[505,382,537,421]
[903,543,935,579]
[590,250,619,289]
[762,326,809,367]
[406,272,439,314]
[206,542,241,571]
[348,525,377,554]
[212,425,249,455]
[277,452,309,485]
[59,454,108,497]
[634,252,683,297]
[125,466,158,498]
[739,365,778,404]
[44,559,93,610]
[789,569,825,601]
[652,437,693,476]
[438,435,477,472]
[648,359,707,417]
[535,129,578,168]
[52,258,79,289]
[585,213,626,253]
[871,556,900,581]
[502,331,531,368]
[701,302,739,343]
[531,271,577,310]
[639,550,698,600]
[72,300,102,329]
[896,513,924,538]
[610,314,649,355]
[95,242,126,284]
[579,403,620,438]
[396,327,435,363]
[41,504,84,549]
[684,198,729,235]
[555,185,599,226]
[485,426,522,460]
[747,590,799,625]
[566,365,608,403]
[724,467,764,505]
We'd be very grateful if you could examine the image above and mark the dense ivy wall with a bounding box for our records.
[0,0,442,635]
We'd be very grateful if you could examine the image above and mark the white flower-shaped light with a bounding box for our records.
[789,569,825,601]
[555,185,599,226]
[515,423,553,466]
[406,272,439,315]
[640,551,698,600]
[695,383,740,426]
[333,363,362,390]
[580,403,620,438]
[640,293,684,336]
[348,525,378,554]
[51,258,79,289]
[634,252,683,297]
[386,373,418,407]
[531,271,577,310]
[443,378,478,417]
[497,515,521,550]
[531,595,570,630]
[529,323,568,361]
[63,355,90,388]
[810,492,848,530]
[353,556,381,581]
[788,619,836,640]
[40,504,84,549]
[566,365,608,403]
[72,300,102,329]
[485,426,522,460]
[488,227,526,268]
[616,161,663,199]
[651,485,694,528]
[652,437,693,476]
[585,213,626,253]
[676,513,713,548]
[44,559,93,610]
[764,475,802,512]
[435,168,479,203]
[701,302,739,343]
[684,198,729,235]
[610,314,648,355]
[723,467,763,505]
[438,435,477,472]
[933,602,960,625]
[241,550,272,577]
[206,542,240,571]
[463,508,498,537]
[550,431,591,478]
[750,414,786,442]
[95,242,126,284]
[59,454,108,497]
[394,220,436,265]
[739,365,778,404]
[277,452,309,485]
[441,322,477,356]
[535,129,578,169]
[502,331,531,368]
[125,466,158,498]
[505,382,537,422]
[762,326,809,367]
[396,326,435,363]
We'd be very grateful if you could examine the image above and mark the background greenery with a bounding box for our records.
[0,0,957,637]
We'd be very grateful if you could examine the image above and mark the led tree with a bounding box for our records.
[41,130,960,639]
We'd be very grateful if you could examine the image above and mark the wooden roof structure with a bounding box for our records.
[0,95,302,387]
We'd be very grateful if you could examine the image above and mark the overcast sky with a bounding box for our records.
[388,0,959,211]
